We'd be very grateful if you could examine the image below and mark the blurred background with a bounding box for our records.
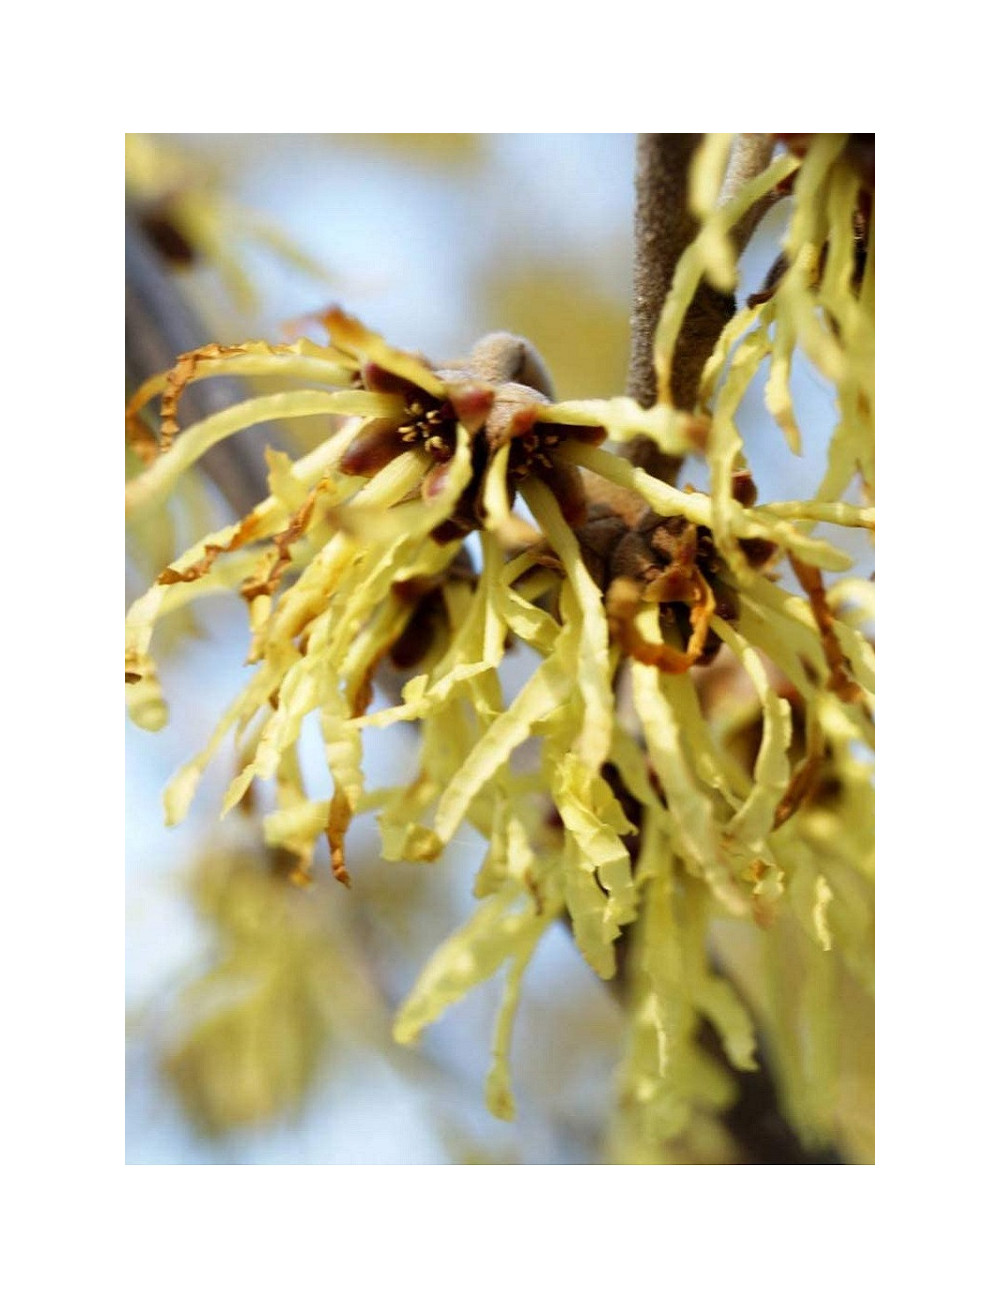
[125,134,854,1164]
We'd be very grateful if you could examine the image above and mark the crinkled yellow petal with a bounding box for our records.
[263,446,312,513]
[321,307,446,398]
[711,617,792,849]
[555,753,636,925]
[481,441,512,531]
[126,341,357,427]
[264,799,330,849]
[706,322,775,571]
[653,151,799,403]
[491,579,560,657]
[474,799,532,899]
[125,389,401,519]
[658,671,747,811]
[560,835,620,980]
[696,974,758,1072]
[484,892,555,1121]
[393,883,553,1046]
[631,646,745,916]
[320,692,365,886]
[522,478,614,769]
[764,310,802,454]
[432,635,573,847]
[681,883,757,1073]
[641,861,687,1080]
[163,661,287,825]
[699,303,765,408]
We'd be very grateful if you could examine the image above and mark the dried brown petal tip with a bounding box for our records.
[789,555,864,703]
[326,791,353,888]
[126,415,161,465]
[157,544,225,586]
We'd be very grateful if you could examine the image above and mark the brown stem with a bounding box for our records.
[721,133,779,248]
[627,134,699,408]
[625,134,775,484]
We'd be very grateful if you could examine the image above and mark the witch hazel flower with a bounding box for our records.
[126,138,874,1133]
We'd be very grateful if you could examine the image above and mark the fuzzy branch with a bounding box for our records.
[625,134,775,484]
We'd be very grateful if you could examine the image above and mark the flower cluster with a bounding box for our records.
[126,135,874,1153]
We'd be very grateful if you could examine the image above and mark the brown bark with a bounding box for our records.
[625,134,775,483]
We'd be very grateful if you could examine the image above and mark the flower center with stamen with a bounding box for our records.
[509,428,562,480]
[397,399,457,463]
